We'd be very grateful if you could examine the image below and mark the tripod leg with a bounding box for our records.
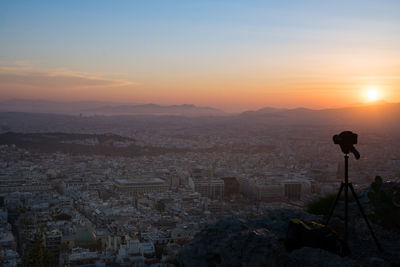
[348,183,383,252]
[345,180,348,244]
[326,182,344,225]
[344,155,349,244]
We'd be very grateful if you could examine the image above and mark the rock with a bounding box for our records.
[286,247,358,267]
[177,208,400,266]
[366,257,389,267]
[177,218,286,267]
[249,209,323,240]
[285,218,349,256]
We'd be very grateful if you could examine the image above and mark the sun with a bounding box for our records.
[366,88,380,102]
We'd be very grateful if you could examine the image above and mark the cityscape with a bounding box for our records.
[0,105,399,265]
[1,0,400,266]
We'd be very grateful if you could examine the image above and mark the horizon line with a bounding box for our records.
[0,97,395,114]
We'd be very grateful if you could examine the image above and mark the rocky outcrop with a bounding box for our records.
[177,209,321,267]
[286,247,358,267]
[177,208,400,266]
[178,218,286,267]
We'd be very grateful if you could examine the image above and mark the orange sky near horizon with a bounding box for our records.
[1,58,399,112]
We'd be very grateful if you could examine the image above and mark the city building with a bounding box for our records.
[115,177,169,196]
[188,167,224,200]
[188,177,224,200]
[220,177,240,198]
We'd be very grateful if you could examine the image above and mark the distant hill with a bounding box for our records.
[1,101,400,134]
[236,102,400,129]
[0,132,185,156]
[84,103,227,116]
[239,107,284,117]
[0,99,226,117]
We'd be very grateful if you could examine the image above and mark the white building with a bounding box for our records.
[115,177,169,196]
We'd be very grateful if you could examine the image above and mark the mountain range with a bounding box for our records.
[235,101,400,128]
[0,99,225,117]
[1,99,400,130]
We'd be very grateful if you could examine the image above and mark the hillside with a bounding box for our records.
[0,100,226,117]
[0,132,184,156]
[177,207,400,266]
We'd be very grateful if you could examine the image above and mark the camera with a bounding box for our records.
[333,131,358,146]
[332,131,360,159]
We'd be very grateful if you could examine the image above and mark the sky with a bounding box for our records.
[1,0,400,112]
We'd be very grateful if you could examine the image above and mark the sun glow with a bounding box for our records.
[366,88,380,102]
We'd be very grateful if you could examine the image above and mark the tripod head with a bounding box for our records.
[333,131,360,159]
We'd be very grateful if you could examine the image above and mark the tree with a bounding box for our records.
[368,176,400,231]
[53,213,72,221]
[23,232,54,267]
[155,201,166,212]
[306,191,357,217]
[154,243,166,259]
[0,244,3,266]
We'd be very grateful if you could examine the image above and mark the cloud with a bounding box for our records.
[0,65,134,89]
[0,64,136,100]
[357,76,400,81]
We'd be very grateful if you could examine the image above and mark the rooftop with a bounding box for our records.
[116,177,165,184]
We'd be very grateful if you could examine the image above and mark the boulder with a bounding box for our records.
[177,218,286,267]
[286,247,358,267]
[285,218,350,256]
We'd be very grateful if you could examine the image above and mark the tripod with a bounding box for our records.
[326,154,382,252]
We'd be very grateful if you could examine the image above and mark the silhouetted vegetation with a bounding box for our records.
[307,192,357,217]
[155,200,166,212]
[0,132,187,157]
[164,256,180,267]
[154,243,166,259]
[0,132,276,156]
[307,193,338,217]
[53,213,72,221]
[23,232,54,267]
[0,244,3,266]
[368,176,400,231]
